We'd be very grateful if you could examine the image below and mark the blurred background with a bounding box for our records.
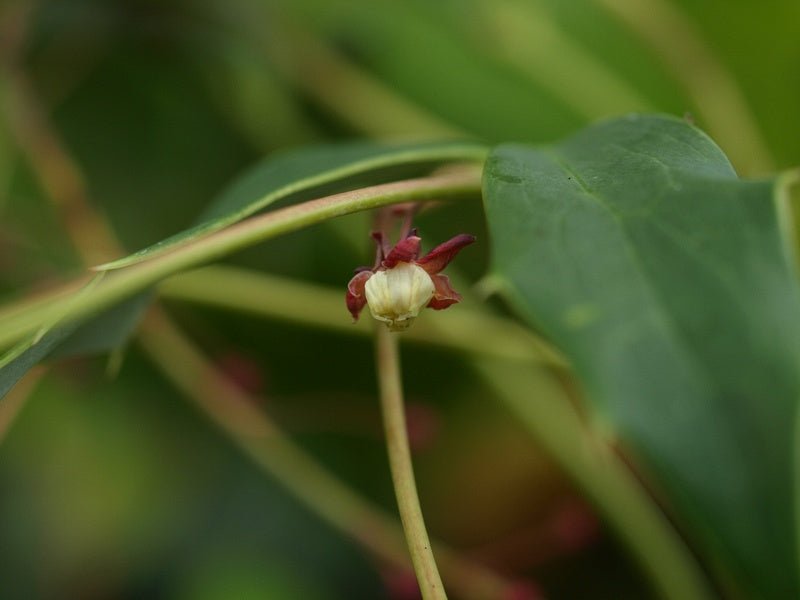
[1,0,799,598]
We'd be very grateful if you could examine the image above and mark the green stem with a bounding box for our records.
[264,24,465,138]
[479,0,655,120]
[591,0,774,175]
[474,358,714,600]
[0,169,482,351]
[375,326,447,600]
[158,265,566,367]
[139,308,511,600]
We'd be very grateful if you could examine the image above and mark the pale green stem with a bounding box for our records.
[375,326,447,600]
[158,265,567,367]
[0,169,482,351]
[591,0,774,175]
[479,0,655,119]
[474,359,714,600]
[0,276,94,331]
[262,22,465,139]
[138,308,512,600]
[95,144,488,272]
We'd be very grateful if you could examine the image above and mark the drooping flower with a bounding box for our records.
[346,231,475,331]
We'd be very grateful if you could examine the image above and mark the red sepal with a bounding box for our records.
[417,234,475,274]
[383,235,422,268]
[371,231,390,266]
[346,270,373,320]
[427,273,462,310]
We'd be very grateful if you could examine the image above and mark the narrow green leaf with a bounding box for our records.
[96,141,486,270]
[483,114,800,598]
[48,292,154,359]
[0,293,153,399]
[0,327,75,400]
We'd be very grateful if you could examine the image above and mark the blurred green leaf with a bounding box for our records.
[0,293,153,399]
[49,292,153,358]
[483,114,800,598]
[172,555,330,600]
[313,1,583,142]
[97,141,486,271]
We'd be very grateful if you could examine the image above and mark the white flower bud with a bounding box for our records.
[364,262,435,331]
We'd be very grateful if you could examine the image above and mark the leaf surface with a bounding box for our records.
[483,114,800,598]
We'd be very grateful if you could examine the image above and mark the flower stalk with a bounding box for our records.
[376,324,447,599]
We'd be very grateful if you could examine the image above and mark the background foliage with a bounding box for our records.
[1,1,799,598]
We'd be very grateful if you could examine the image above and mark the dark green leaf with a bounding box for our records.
[96,141,486,270]
[0,293,153,399]
[483,114,800,599]
[49,292,153,359]
[0,327,76,400]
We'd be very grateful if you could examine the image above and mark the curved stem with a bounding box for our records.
[0,168,482,351]
[474,358,714,600]
[375,326,447,600]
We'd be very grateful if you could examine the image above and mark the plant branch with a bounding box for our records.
[375,325,447,599]
[0,168,482,350]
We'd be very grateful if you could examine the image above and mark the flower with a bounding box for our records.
[346,231,475,331]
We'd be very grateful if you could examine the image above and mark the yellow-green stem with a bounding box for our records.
[375,326,447,600]
[265,24,464,139]
[158,265,566,367]
[474,358,714,600]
